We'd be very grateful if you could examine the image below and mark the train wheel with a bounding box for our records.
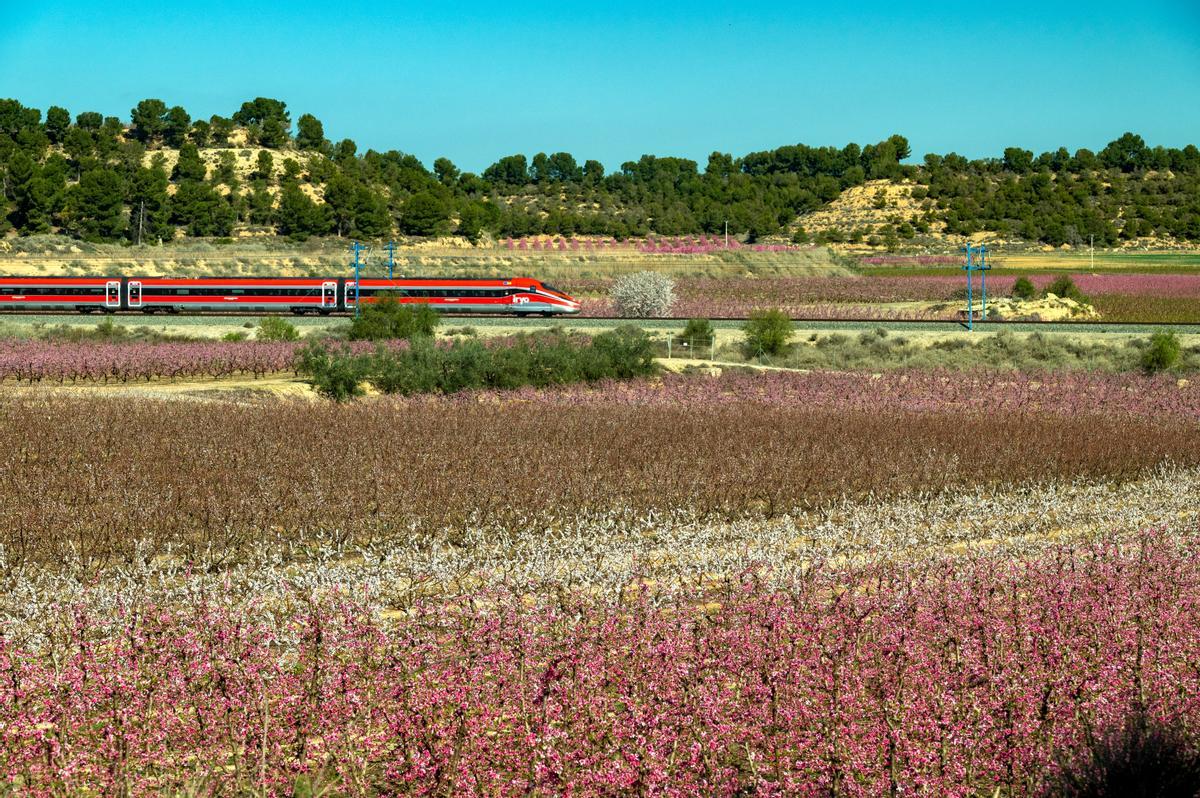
[541,312,554,318]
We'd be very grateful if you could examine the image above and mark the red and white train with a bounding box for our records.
[0,276,581,316]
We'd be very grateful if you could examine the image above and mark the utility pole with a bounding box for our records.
[386,240,395,280]
[136,200,145,247]
[1090,234,1094,270]
[724,220,729,248]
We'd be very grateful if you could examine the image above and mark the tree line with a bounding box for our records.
[1,97,1198,246]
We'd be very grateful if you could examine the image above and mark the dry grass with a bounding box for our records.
[0,235,849,280]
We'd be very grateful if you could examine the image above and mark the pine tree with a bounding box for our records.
[130,98,168,144]
[127,166,172,244]
[247,185,274,225]
[352,186,391,238]
[44,106,71,144]
[69,169,125,241]
[322,174,357,236]
[172,142,207,182]
[253,150,274,183]
[171,182,235,236]
[163,106,192,148]
[7,152,55,233]
[399,191,449,236]
[296,114,326,151]
[275,184,329,240]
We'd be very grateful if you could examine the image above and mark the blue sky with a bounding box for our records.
[1,1,1198,171]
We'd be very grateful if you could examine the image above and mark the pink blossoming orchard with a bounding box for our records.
[2,531,1199,796]
[1,358,1199,794]
[1,249,1200,794]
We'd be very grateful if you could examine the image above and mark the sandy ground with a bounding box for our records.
[3,374,319,403]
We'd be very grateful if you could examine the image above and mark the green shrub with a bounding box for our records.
[295,341,367,402]
[590,326,658,378]
[360,328,659,397]
[676,318,715,352]
[1141,331,1181,373]
[1045,275,1087,303]
[347,293,440,341]
[743,309,794,356]
[221,331,248,342]
[368,340,442,395]
[256,316,300,341]
[1012,276,1037,300]
[94,317,128,341]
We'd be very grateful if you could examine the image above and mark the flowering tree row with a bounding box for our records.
[501,236,816,254]
[859,255,962,265]
[462,369,1200,420]
[2,382,1197,568]
[2,530,1197,795]
[0,340,306,383]
[0,340,405,384]
[570,273,1200,318]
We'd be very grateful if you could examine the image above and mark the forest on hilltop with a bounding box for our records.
[2,96,1199,248]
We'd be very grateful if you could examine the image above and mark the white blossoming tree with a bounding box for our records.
[610,271,676,317]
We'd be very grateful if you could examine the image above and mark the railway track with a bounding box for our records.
[1,310,1196,335]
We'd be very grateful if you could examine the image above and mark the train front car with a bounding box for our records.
[525,280,581,316]
[343,277,581,316]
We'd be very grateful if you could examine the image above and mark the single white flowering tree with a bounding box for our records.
[610,271,676,317]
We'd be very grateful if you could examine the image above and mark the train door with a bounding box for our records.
[127,280,142,309]
[321,281,338,311]
[343,281,357,311]
[104,280,121,310]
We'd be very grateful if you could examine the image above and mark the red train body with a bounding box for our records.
[0,276,581,316]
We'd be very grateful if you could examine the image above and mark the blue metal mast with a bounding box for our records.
[386,240,395,280]
[963,243,974,331]
[979,244,988,320]
[351,241,364,317]
[961,242,992,330]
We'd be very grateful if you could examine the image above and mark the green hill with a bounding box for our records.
[2,97,1198,249]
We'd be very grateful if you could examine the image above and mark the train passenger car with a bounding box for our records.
[0,277,120,312]
[344,277,580,316]
[134,277,335,314]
